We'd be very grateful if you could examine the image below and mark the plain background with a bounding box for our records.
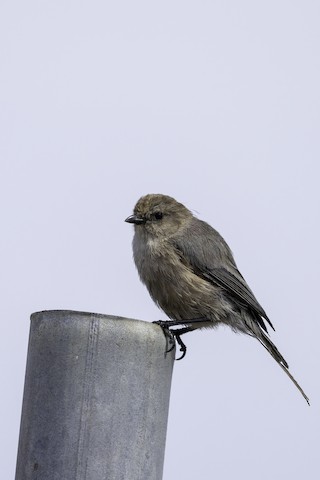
[1,2,319,479]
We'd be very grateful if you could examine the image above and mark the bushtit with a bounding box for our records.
[125,194,309,404]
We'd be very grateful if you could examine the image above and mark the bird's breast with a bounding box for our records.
[132,234,220,320]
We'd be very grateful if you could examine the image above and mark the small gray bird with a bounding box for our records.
[125,193,309,404]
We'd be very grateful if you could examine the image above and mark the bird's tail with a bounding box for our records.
[245,316,310,405]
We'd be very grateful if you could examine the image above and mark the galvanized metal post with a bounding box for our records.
[15,310,175,480]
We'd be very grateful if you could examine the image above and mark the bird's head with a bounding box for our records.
[125,194,192,237]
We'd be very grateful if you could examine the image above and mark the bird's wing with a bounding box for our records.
[172,218,274,332]
[201,267,274,331]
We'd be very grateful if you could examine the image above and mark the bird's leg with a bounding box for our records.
[153,317,210,328]
[154,319,212,360]
[153,319,185,328]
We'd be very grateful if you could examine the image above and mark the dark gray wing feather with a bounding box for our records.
[201,268,274,331]
[172,217,274,332]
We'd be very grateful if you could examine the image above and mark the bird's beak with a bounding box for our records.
[125,214,146,225]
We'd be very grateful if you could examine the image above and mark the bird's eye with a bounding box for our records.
[154,211,163,220]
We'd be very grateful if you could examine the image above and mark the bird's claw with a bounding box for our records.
[166,341,175,353]
[153,320,175,352]
[174,334,187,360]
[153,320,171,329]
[153,321,187,360]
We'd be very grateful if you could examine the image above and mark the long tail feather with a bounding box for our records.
[256,331,310,405]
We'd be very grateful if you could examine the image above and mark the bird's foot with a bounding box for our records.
[153,321,187,360]
[153,321,175,353]
[153,320,171,328]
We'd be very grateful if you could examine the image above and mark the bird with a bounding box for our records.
[125,193,309,404]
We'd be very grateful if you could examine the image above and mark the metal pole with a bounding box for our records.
[15,310,175,480]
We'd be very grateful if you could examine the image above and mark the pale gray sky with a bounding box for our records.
[1,1,319,479]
